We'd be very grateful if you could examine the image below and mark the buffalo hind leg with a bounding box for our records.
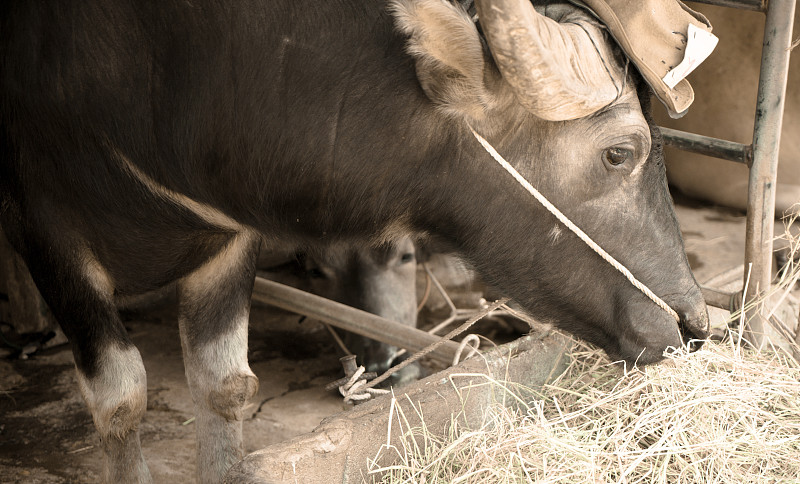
[177,231,261,483]
[6,223,151,483]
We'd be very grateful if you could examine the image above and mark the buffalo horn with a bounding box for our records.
[475,0,624,121]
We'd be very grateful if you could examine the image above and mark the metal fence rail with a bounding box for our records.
[662,0,796,347]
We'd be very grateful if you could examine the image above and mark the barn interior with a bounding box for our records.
[1,0,799,482]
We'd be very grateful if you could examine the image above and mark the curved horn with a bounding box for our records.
[475,0,624,121]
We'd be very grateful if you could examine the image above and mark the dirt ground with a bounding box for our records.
[0,197,797,483]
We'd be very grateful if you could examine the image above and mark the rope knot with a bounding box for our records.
[325,355,389,405]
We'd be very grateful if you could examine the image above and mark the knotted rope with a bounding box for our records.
[325,354,390,404]
[468,126,680,323]
[326,297,510,404]
[337,365,390,404]
[365,297,509,391]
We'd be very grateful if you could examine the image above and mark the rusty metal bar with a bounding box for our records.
[687,0,766,12]
[661,127,752,165]
[251,276,460,365]
[700,286,738,310]
[742,0,796,348]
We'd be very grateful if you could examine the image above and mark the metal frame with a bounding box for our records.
[662,0,796,347]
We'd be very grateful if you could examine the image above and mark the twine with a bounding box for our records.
[328,300,503,404]
[469,126,680,323]
[337,365,390,404]
[363,297,510,391]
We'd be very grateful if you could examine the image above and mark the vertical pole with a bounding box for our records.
[743,0,796,347]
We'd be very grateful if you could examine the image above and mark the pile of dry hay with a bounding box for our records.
[370,340,800,483]
[369,207,800,484]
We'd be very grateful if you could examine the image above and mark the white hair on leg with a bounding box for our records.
[76,343,152,483]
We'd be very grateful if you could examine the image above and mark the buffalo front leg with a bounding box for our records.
[177,231,261,483]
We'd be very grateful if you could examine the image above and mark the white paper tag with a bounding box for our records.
[662,24,719,89]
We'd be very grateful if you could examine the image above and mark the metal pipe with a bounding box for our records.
[687,0,766,12]
[661,127,752,165]
[742,0,796,348]
[251,277,460,365]
[700,286,738,310]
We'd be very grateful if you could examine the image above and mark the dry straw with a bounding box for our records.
[369,340,800,484]
[369,208,800,484]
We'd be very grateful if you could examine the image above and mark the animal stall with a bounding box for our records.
[1,0,797,482]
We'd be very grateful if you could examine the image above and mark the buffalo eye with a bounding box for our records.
[603,147,632,166]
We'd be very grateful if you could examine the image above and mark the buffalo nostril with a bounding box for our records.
[678,309,710,352]
[682,332,704,352]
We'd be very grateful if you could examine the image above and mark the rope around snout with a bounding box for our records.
[468,126,680,323]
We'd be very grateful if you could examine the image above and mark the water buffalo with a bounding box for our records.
[263,236,422,382]
[0,0,709,481]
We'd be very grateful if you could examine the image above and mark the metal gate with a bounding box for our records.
[661,0,796,347]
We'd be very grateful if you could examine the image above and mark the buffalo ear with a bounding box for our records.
[391,0,499,121]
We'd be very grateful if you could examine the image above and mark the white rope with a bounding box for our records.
[469,127,680,323]
[338,365,389,404]
[453,334,481,365]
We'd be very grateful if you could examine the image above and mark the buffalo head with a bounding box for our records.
[392,0,709,364]
[301,237,420,381]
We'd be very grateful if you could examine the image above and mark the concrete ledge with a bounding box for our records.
[224,330,572,484]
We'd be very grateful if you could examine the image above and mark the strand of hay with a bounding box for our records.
[370,340,800,483]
